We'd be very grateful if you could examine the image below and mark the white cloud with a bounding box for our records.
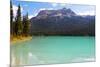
[13,5,23,17]
[51,3,58,7]
[51,3,67,7]
[13,5,18,17]
[19,0,96,5]
[60,3,66,7]
[39,8,46,11]
[77,11,95,15]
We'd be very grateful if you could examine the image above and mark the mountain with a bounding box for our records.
[36,8,76,19]
[30,8,95,36]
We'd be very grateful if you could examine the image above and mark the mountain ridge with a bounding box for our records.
[30,8,95,36]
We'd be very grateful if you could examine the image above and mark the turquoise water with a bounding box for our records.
[11,36,95,66]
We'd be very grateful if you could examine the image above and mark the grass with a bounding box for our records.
[10,35,32,44]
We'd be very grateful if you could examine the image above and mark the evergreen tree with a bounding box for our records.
[15,4,23,35]
[14,17,17,35]
[10,1,13,34]
[23,13,30,36]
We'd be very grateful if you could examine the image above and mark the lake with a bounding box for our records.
[11,36,95,66]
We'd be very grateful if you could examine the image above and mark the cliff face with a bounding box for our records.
[30,8,95,36]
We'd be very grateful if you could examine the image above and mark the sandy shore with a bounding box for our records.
[11,36,32,45]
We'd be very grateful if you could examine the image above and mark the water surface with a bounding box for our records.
[11,36,95,66]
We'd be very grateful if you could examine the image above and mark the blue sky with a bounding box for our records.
[12,0,95,19]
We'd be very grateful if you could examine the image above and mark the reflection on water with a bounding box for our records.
[11,36,95,66]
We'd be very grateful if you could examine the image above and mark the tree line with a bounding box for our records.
[10,1,30,37]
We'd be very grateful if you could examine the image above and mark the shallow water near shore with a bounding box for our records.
[11,36,95,66]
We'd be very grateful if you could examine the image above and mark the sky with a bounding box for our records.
[11,0,96,19]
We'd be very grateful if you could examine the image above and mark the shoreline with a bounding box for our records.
[10,36,32,45]
[10,35,94,45]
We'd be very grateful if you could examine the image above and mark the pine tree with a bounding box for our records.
[10,1,13,34]
[15,4,23,36]
[23,13,30,36]
[14,17,17,35]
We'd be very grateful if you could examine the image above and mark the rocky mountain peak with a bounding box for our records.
[36,8,76,19]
